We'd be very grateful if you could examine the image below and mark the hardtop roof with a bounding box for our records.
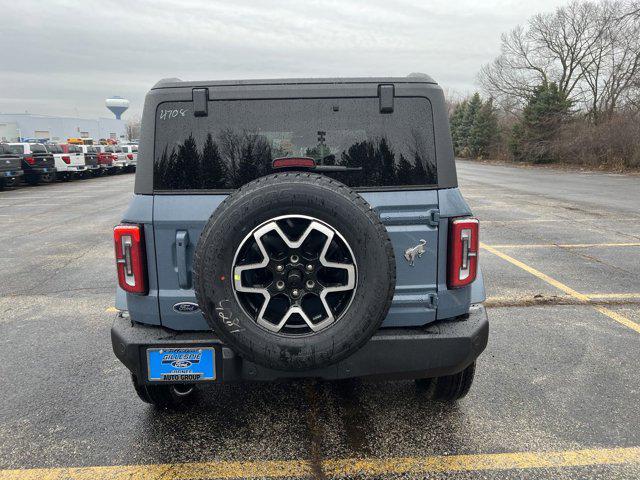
[151,75,437,90]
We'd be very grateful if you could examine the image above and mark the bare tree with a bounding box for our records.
[580,1,640,120]
[125,116,141,142]
[479,1,609,110]
[479,0,640,118]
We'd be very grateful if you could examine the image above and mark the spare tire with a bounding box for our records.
[194,173,395,371]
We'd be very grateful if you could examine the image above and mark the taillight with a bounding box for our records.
[447,217,479,289]
[127,154,133,160]
[114,224,148,294]
[111,154,117,160]
[25,156,35,165]
[62,155,71,164]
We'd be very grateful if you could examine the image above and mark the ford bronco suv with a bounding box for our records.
[111,76,488,408]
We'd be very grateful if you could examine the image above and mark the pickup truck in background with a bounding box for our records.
[65,144,100,177]
[120,145,138,172]
[105,145,131,173]
[93,145,117,175]
[46,143,87,180]
[0,143,24,190]
[7,143,56,185]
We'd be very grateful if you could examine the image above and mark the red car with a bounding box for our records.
[92,145,117,174]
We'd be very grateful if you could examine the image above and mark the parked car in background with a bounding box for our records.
[93,144,117,174]
[67,137,95,146]
[7,143,56,185]
[105,145,131,172]
[46,144,74,180]
[72,144,102,177]
[0,143,24,190]
[120,145,137,171]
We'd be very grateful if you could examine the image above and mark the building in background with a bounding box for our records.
[0,113,126,143]
[0,121,19,142]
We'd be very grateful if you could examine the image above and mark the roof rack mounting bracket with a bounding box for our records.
[192,88,209,117]
[378,84,394,114]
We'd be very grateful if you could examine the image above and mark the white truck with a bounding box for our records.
[46,143,86,180]
[120,145,138,171]
[105,145,131,173]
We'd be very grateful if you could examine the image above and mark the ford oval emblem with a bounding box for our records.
[171,360,192,368]
[173,302,200,313]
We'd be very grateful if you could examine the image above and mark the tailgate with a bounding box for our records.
[153,192,439,330]
[33,153,54,169]
[0,154,21,172]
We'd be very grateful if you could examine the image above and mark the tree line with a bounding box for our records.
[154,132,437,190]
[454,0,640,168]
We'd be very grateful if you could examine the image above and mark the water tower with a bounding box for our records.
[105,96,130,119]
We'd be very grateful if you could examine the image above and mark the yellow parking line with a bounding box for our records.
[1,447,638,479]
[486,242,640,249]
[105,307,119,313]
[481,243,640,334]
[586,293,640,300]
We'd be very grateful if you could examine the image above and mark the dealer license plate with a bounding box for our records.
[147,347,216,382]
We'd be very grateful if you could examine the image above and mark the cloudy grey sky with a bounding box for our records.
[0,0,571,120]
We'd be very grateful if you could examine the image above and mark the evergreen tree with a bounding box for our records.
[457,93,482,157]
[469,98,499,158]
[340,140,375,186]
[412,152,428,184]
[395,154,414,185]
[200,133,227,189]
[510,82,572,163]
[175,135,200,189]
[237,133,272,184]
[449,100,468,155]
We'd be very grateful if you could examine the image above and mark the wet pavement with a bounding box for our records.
[0,162,638,479]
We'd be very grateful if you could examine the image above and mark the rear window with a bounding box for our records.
[154,97,437,191]
[46,144,63,154]
[7,145,24,154]
[0,144,13,154]
[30,144,47,153]
[105,147,114,153]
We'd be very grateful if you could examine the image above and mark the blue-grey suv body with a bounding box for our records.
[111,76,488,408]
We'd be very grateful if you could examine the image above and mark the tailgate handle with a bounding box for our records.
[176,230,191,289]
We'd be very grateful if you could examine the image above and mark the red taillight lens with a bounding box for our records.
[111,154,117,160]
[114,224,148,295]
[272,157,316,169]
[25,156,35,165]
[447,217,479,289]
[62,155,71,164]
[127,154,133,160]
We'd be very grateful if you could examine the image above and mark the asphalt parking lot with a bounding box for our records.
[0,162,638,479]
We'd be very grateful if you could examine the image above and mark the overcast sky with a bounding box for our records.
[0,0,572,120]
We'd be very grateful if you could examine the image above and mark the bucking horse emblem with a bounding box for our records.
[404,239,427,267]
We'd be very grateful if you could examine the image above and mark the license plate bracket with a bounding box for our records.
[146,347,217,382]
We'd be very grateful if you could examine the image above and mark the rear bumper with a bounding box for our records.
[24,166,56,175]
[1,170,23,178]
[112,305,489,384]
